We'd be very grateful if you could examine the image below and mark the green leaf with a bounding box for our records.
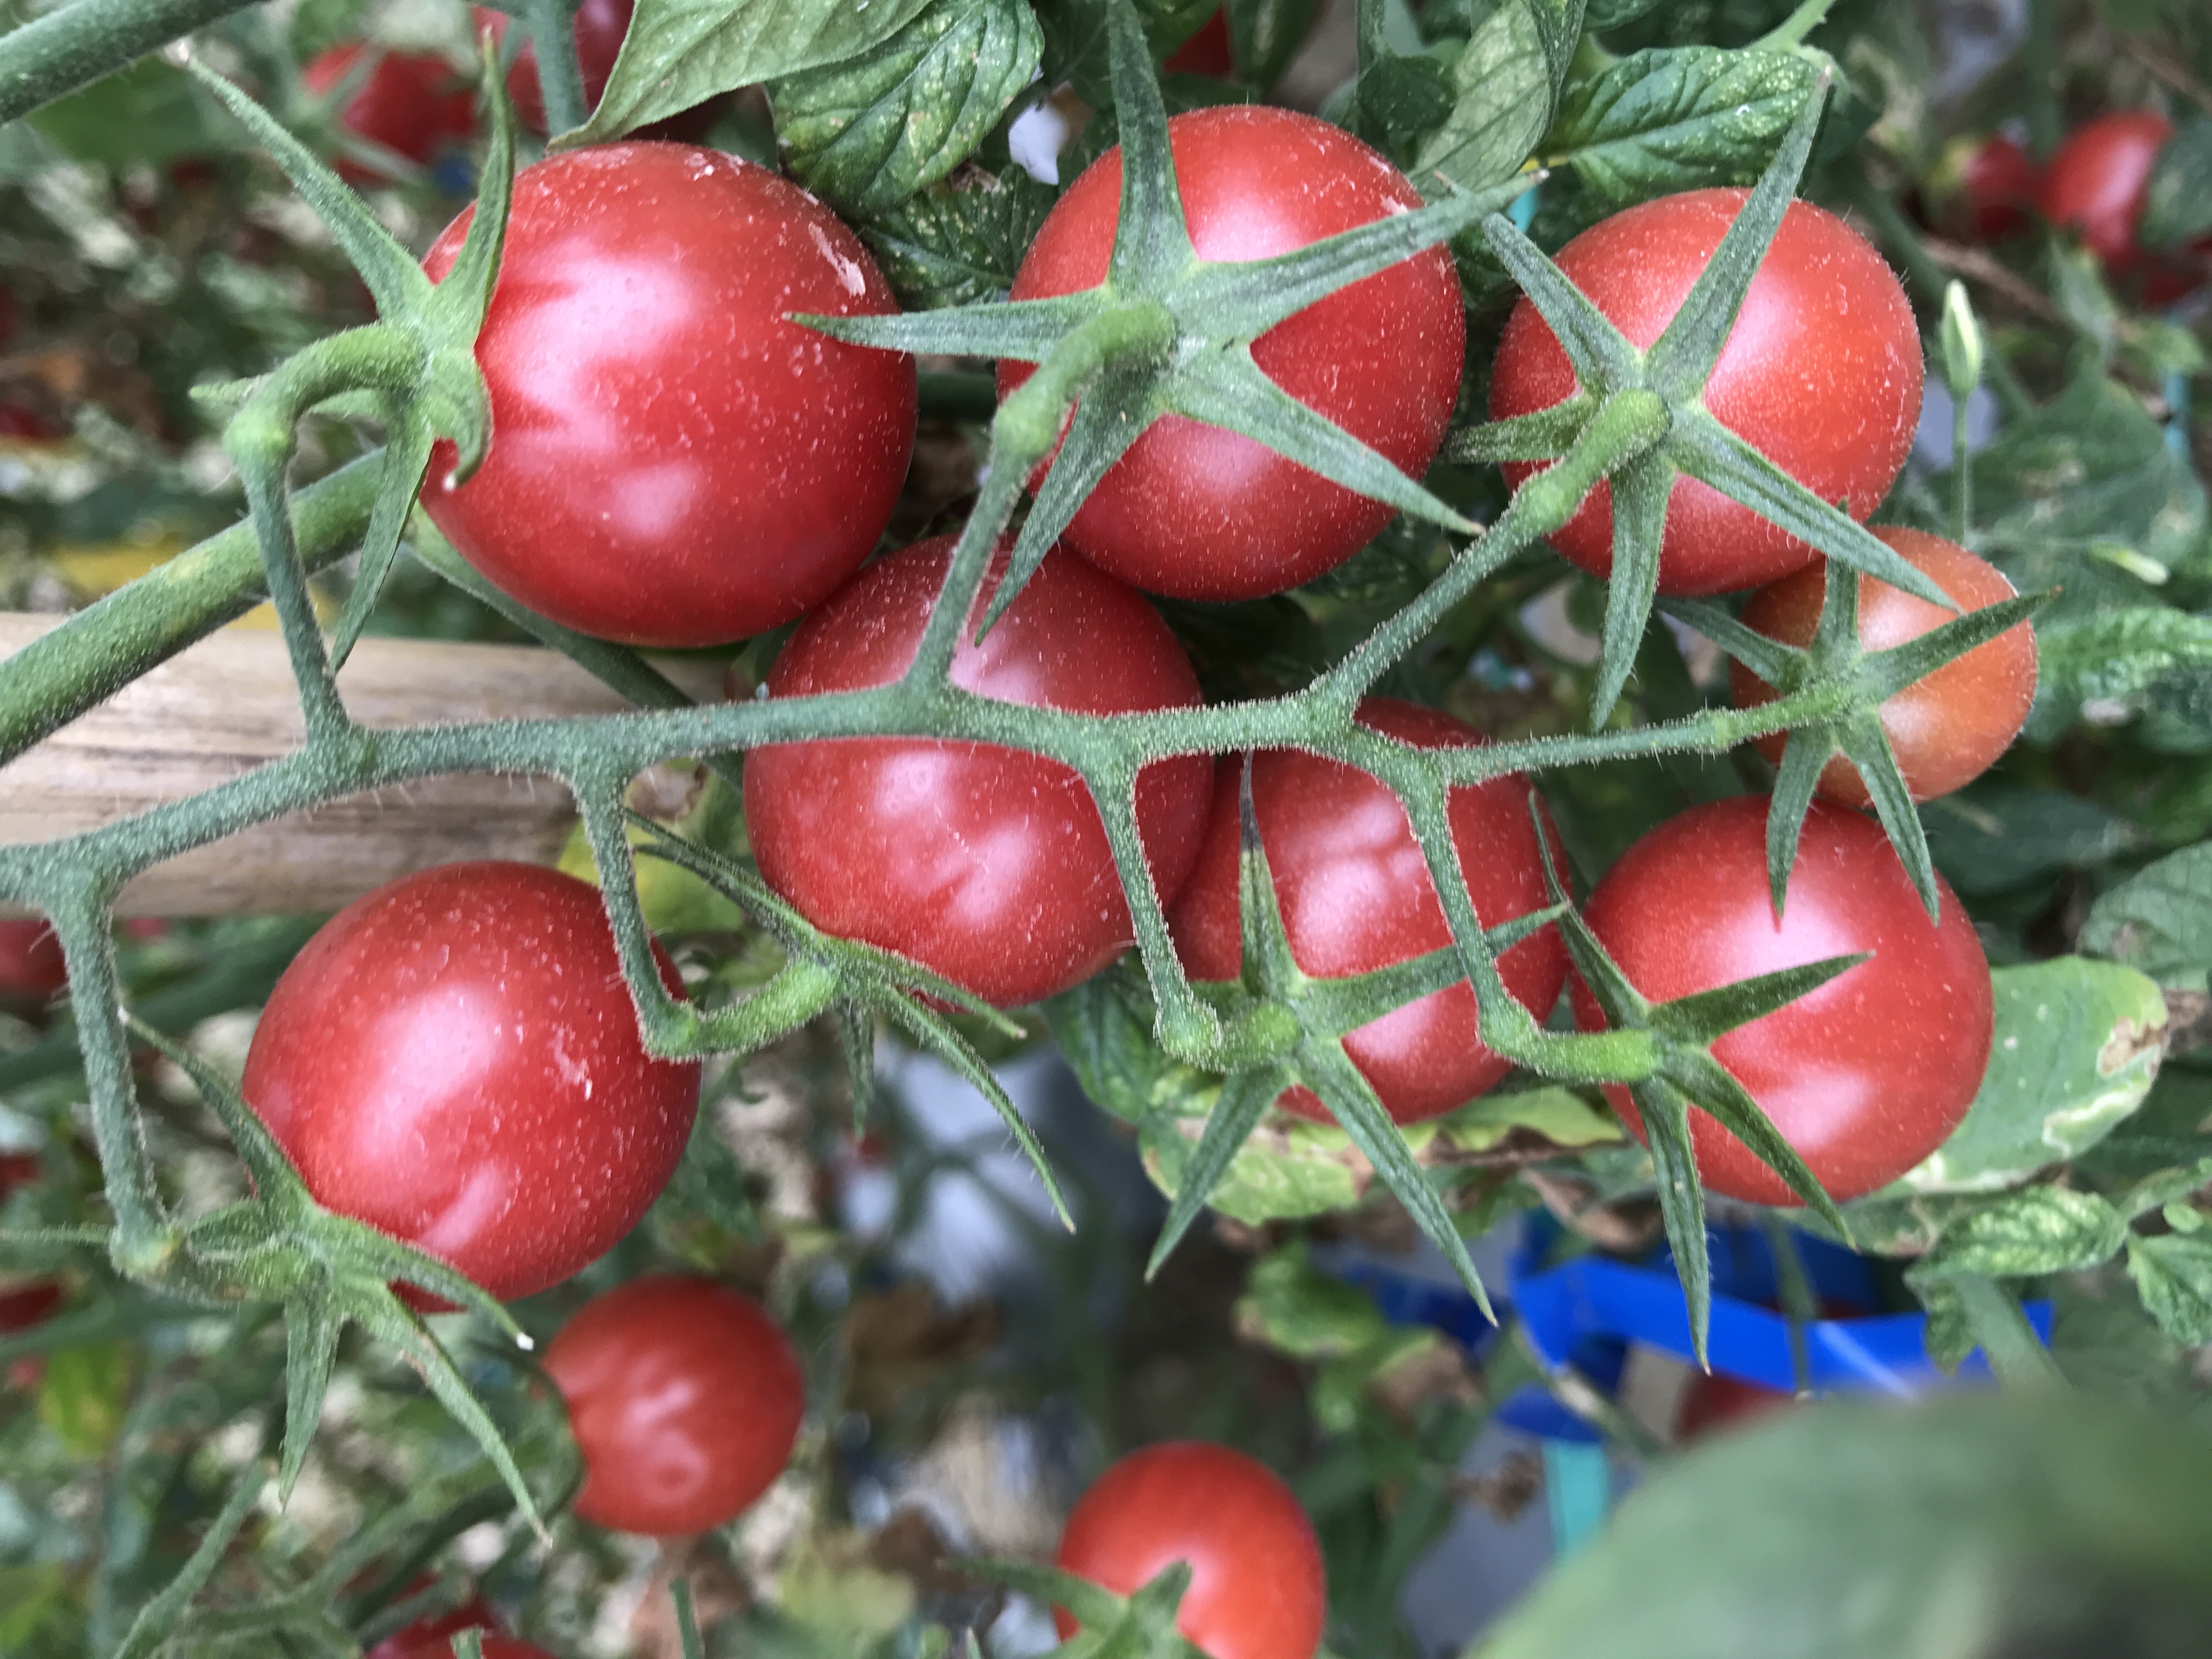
[559,0,937,148]
[774,0,1043,217]
[29,58,236,169]
[1479,1392,2212,1659]
[1888,958,2170,1195]
[1138,1108,1364,1223]
[1236,1241,1395,1359]
[1923,785,2149,899]
[1413,0,1586,191]
[1536,46,1819,240]
[2084,841,2212,992]
[1914,1186,2129,1281]
[2036,609,2212,740]
[36,1340,134,1457]
[857,162,1057,308]
[2126,1232,2212,1346]
[1357,50,1455,156]
[2141,115,2212,251]
[1224,0,1323,91]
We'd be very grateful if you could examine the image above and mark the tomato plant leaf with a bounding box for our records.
[1224,0,1322,91]
[558,0,935,148]
[857,164,1057,309]
[1885,959,2171,1195]
[1483,1391,2212,1659]
[1536,46,1819,244]
[1914,1186,2130,1280]
[2125,1232,2212,1346]
[773,0,1043,218]
[2084,841,2212,993]
[1414,0,1585,193]
[2140,114,2212,252]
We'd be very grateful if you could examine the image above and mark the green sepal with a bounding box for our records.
[1102,0,1198,289]
[1443,396,1596,465]
[1146,1064,1287,1278]
[1590,449,1672,727]
[1300,1037,1496,1322]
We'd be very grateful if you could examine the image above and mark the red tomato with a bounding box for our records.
[473,0,630,132]
[1053,1442,1324,1659]
[1489,190,1922,596]
[1164,10,1234,76]
[419,144,917,648]
[300,45,476,184]
[1572,798,1991,1205]
[0,404,58,442]
[1954,135,2041,240]
[241,862,699,1304]
[1169,698,1567,1125]
[1730,528,2037,806]
[0,1152,38,1195]
[1000,106,1465,601]
[1675,1372,1793,1441]
[544,1274,804,1536]
[0,918,66,1010]
[363,1595,507,1659]
[0,1279,63,1389]
[2041,111,2207,302]
[744,535,1214,1008]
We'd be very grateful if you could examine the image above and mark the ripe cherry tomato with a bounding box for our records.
[0,919,66,1011]
[1053,1442,1324,1659]
[1675,1372,1793,1441]
[1730,528,2036,806]
[1000,106,1465,601]
[419,144,917,648]
[1169,698,1567,1125]
[474,0,630,132]
[1948,135,2041,241]
[363,1593,510,1659]
[1490,190,1922,596]
[744,535,1214,1009]
[1164,10,1234,76]
[0,404,59,442]
[544,1274,804,1536]
[300,46,477,184]
[2041,111,2207,302]
[0,1280,64,1389]
[1572,798,1991,1205]
[242,862,699,1304]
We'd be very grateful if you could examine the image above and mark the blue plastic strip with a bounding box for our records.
[1543,1440,1610,1559]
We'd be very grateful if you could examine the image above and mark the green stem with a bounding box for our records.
[1951,1274,2063,1389]
[0,0,257,125]
[1752,0,1837,51]
[0,452,382,768]
[1316,389,1671,718]
[520,0,589,135]
[46,883,175,1267]
[229,330,424,742]
[1952,386,1973,542]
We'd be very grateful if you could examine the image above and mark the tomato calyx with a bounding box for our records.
[114,1019,546,1532]
[608,814,1073,1228]
[1668,564,2048,920]
[1445,75,1954,730]
[799,0,1526,640]
[1541,828,1859,1363]
[1143,764,1573,1318]
[185,47,516,738]
[970,1555,1210,1659]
